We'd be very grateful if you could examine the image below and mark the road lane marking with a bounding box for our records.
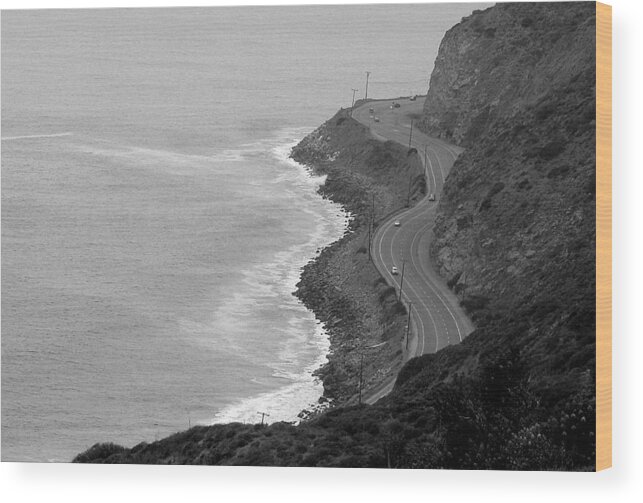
[353,100,472,363]
[375,208,435,356]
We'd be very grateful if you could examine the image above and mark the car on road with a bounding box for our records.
[374,117,380,122]
[428,193,436,201]
[391,266,399,275]
[369,107,374,114]
[394,220,401,227]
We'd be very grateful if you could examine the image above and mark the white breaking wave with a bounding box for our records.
[210,323,332,426]
[1,132,73,141]
[208,129,351,426]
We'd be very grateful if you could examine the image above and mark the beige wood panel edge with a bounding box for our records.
[595,1,612,472]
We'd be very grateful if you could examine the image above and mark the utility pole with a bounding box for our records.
[369,193,375,261]
[257,411,270,426]
[370,216,375,262]
[424,145,429,193]
[372,193,375,222]
[350,88,358,117]
[365,71,371,99]
[405,302,412,350]
[398,260,406,301]
[358,353,364,405]
[408,119,414,149]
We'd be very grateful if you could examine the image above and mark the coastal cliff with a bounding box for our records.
[421,2,595,145]
[75,2,597,470]
[400,1,597,468]
[418,1,596,377]
[291,109,424,403]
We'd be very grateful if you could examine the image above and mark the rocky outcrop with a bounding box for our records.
[421,2,596,146]
[74,3,598,470]
[418,2,596,379]
[291,110,424,403]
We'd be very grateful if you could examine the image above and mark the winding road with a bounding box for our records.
[353,97,475,403]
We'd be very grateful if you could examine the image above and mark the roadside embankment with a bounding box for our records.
[291,108,424,405]
[75,3,598,469]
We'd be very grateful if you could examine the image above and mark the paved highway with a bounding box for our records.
[353,97,474,403]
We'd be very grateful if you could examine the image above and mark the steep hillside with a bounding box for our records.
[418,1,596,378]
[290,110,425,403]
[421,2,595,145]
[75,2,597,470]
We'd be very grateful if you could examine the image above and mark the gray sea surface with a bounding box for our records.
[1,3,488,462]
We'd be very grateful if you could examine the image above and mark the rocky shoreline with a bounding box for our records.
[290,108,424,406]
[74,3,599,469]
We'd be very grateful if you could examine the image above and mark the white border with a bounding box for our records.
[1,0,642,501]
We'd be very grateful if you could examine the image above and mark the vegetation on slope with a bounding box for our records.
[291,110,424,403]
[75,2,597,470]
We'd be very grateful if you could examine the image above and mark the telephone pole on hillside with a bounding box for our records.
[372,193,375,221]
[368,220,372,261]
[408,120,414,149]
[398,260,406,301]
[350,88,358,117]
[358,353,364,405]
[406,302,412,350]
[424,145,430,192]
[365,71,371,100]
[257,411,270,426]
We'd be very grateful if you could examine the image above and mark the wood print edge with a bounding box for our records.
[595,0,612,472]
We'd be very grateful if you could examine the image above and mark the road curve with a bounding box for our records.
[353,97,474,404]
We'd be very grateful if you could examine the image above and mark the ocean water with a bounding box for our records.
[1,4,487,462]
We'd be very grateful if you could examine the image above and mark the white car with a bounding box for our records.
[374,117,380,123]
[394,220,401,227]
[391,266,399,275]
